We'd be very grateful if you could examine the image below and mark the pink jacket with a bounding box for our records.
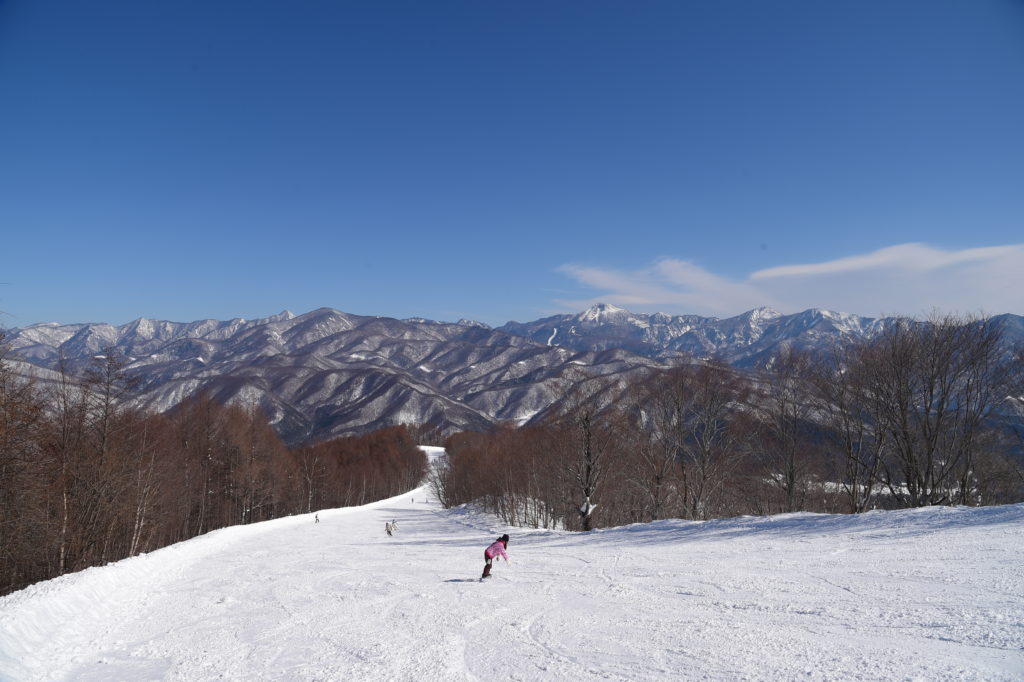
[484,540,508,561]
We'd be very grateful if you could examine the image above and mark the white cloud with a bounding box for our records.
[751,243,1018,279]
[556,243,1024,319]
[556,260,779,317]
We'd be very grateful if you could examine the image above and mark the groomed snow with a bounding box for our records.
[2,457,1022,681]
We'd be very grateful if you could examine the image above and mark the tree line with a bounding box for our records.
[431,314,1024,531]
[0,342,426,596]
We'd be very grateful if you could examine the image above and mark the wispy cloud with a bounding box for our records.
[556,243,1024,318]
[751,243,1018,279]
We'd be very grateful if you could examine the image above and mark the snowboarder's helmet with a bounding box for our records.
[500,534,509,544]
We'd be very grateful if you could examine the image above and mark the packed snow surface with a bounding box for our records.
[2,460,1022,680]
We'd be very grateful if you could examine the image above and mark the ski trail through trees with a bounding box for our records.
[2,484,1023,681]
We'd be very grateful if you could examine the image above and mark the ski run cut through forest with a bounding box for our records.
[1,449,1022,681]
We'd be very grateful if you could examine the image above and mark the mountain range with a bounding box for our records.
[5,305,1022,444]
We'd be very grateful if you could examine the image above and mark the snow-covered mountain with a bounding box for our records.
[503,305,1024,367]
[499,304,904,365]
[2,472,1021,680]
[3,308,665,443]
[5,305,1022,443]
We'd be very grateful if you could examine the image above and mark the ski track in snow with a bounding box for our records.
[2,480,1023,681]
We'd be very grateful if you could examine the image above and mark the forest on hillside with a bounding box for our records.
[432,315,1024,531]
[0,342,426,595]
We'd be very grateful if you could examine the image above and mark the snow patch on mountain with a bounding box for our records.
[579,302,629,322]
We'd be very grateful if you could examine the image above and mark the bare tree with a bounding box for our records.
[624,373,681,521]
[809,344,883,512]
[294,443,325,513]
[632,361,751,520]
[79,349,143,563]
[754,348,818,513]
[551,370,620,531]
[170,392,228,536]
[0,335,46,592]
[860,314,1021,506]
[43,353,90,575]
[126,414,172,556]
[678,362,751,519]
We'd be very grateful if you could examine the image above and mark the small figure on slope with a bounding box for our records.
[481,534,510,580]
[385,521,393,536]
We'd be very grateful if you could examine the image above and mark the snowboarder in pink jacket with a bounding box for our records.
[481,534,509,579]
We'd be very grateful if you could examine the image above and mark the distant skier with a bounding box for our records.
[481,534,510,580]
[391,519,399,532]
[315,514,319,524]
[385,522,393,536]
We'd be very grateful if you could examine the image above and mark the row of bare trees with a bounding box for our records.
[432,314,1024,530]
[293,426,427,512]
[0,342,426,596]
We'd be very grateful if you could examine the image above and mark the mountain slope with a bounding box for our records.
[3,308,667,443]
[501,304,1024,366]
[499,304,892,365]
[6,305,1022,443]
[2,465,1021,681]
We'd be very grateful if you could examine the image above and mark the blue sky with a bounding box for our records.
[1,1,1022,328]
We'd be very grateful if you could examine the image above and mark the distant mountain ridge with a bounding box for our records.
[4,308,664,443]
[501,303,1024,366]
[498,304,890,366]
[5,305,1022,443]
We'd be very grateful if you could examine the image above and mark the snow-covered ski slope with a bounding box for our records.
[2,474,1022,679]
